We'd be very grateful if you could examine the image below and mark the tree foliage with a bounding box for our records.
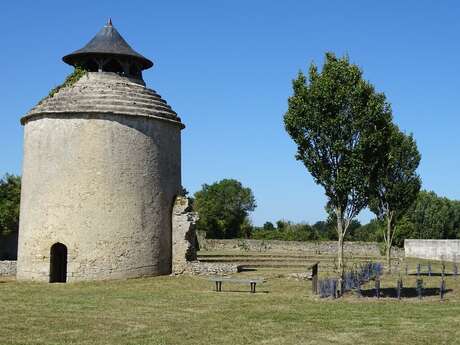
[403,190,460,240]
[252,221,315,241]
[0,174,21,236]
[359,192,460,247]
[369,125,421,223]
[284,53,392,224]
[40,66,87,104]
[193,179,256,239]
[252,218,363,242]
[368,124,421,269]
[283,52,392,278]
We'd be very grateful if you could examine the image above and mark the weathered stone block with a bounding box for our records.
[172,196,198,274]
[0,261,17,277]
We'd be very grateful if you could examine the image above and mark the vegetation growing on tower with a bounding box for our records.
[40,66,87,103]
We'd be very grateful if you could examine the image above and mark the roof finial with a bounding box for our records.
[108,18,113,26]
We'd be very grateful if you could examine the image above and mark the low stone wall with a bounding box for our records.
[405,239,460,262]
[198,238,398,257]
[0,261,17,276]
[171,261,239,276]
[187,262,239,275]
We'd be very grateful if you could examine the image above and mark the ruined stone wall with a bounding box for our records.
[405,239,460,262]
[172,196,198,274]
[187,262,239,275]
[0,261,17,277]
[17,113,181,282]
[198,238,403,257]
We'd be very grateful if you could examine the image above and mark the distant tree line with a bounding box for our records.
[250,190,460,245]
[191,178,460,246]
[251,219,361,242]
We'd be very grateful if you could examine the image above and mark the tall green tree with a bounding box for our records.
[404,190,460,240]
[0,174,21,236]
[369,125,421,271]
[284,53,392,284]
[194,179,256,238]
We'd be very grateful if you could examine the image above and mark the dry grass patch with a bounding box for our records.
[1,260,459,345]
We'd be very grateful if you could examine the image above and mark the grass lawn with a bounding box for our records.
[1,259,460,345]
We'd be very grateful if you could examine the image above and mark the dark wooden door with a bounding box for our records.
[50,243,67,283]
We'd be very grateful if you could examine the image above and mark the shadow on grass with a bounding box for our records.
[238,267,258,272]
[408,273,456,277]
[360,287,452,298]
[212,289,270,294]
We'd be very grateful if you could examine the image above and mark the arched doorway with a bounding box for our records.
[50,243,67,283]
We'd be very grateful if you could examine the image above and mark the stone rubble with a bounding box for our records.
[0,261,17,277]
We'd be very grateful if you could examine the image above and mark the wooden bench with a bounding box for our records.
[209,276,266,293]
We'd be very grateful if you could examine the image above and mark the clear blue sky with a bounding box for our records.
[1,1,459,226]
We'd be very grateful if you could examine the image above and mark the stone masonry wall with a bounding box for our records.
[0,261,17,277]
[171,203,240,276]
[17,113,181,282]
[405,239,460,262]
[187,262,239,275]
[172,196,198,274]
[198,238,403,257]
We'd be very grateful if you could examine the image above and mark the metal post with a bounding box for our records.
[397,277,403,300]
[454,255,458,279]
[355,273,362,298]
[375,278,380,299]
[416,278,423,300]
[440,279,446,300]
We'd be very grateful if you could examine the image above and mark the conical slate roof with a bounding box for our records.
[62,20,153,70]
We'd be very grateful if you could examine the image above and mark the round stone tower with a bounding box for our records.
[17,21,184,282]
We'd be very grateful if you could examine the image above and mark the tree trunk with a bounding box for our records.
[336,208,345,294]
[385,213,392,273]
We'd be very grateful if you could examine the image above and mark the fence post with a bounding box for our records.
[397,277,403,300]
[375,277,380,299]
[311,262,318,295]
[440,278,446,301]
[332,279,337,299]
[416,278,423,300]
